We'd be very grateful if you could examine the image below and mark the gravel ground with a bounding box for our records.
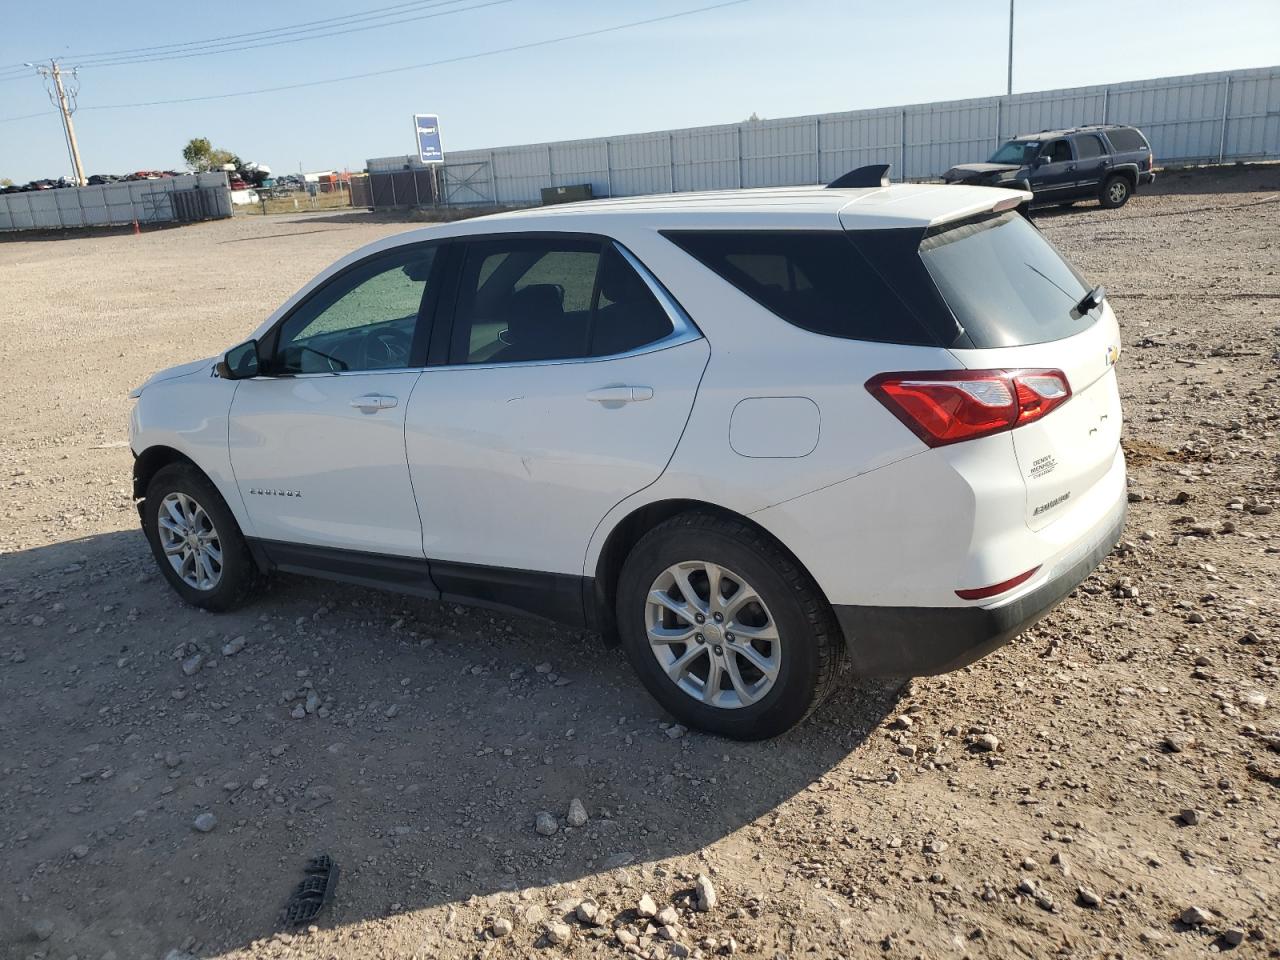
[1,167,1278,960]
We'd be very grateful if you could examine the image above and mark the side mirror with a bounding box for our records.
[1032,155,1048,168]
[216,339,261,380]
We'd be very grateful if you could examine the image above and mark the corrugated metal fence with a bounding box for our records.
[367,65,1279,206]
[0,172,232,232]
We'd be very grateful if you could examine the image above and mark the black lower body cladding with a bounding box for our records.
[834,504,1126,677]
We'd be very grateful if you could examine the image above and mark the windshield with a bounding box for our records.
[919,212,1092,347]
[988,140,1039,165]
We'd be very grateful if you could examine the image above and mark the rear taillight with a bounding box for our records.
[866,369,1071,447]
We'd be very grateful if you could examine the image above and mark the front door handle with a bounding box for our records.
[350,394,398,412]
[586,385,654,404]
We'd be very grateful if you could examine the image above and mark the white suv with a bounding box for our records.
[129,171,1126,739]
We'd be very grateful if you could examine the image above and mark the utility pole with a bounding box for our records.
[30,60,86,186]
[1006,0,1015,97]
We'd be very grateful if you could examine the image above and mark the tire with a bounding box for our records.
[1099,175,1131,209]
[143,463,261,611]
[616,512,844,740]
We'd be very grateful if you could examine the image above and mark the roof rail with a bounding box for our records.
[826,164,891,189]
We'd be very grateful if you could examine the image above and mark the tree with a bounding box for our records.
[0,177,13,187]
[209,148,240,170]
[182,137,213,171]
[182,138,241,172]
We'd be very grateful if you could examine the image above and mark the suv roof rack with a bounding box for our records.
[827,164,891,189]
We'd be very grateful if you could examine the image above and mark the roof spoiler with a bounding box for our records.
[826,164,891,189]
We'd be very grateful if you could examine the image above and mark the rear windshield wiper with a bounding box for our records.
[1075,285,1106,315]
[1022,262,1105,318]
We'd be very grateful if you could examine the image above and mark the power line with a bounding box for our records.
[73,0,514,69]
[0,0,493,81]
[30,0,475,63]
[0,0,751,122]
[69,0,505,69]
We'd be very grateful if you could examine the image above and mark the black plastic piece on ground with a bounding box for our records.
[282,855,340,926]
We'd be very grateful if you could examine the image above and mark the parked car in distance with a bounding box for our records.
[942,124,1155,209]
[129,173,1127,739]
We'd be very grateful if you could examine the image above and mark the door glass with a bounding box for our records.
[1074,135,1105,159]
[590,246,674,356]
[451,237,673,364]
[1041,140,1072,163]
[273,245,436,374]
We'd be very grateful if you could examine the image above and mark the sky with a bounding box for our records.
[1,0,1277,184]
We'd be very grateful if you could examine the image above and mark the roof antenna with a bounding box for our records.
[826,164,891,189]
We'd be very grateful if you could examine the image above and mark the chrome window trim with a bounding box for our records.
[247,235,703,379]
[247,366,425,381]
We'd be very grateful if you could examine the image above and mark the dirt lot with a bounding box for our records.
[1,167,1278,960]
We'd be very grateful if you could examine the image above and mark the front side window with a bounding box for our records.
[1040,139,1073,163]
[272,245,436,374]
[1074,134,1106,159]
[449,237,674,364]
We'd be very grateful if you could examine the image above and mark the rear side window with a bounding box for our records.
[1105,127,1149,152]
[1074,134,1106,159]
[449,237,673,364]
[919,212,1092,347]
[663,231,935,346]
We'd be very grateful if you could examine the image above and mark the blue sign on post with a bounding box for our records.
[414,114,444,164]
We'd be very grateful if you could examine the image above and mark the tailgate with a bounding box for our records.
[913,209,1125,532]
[951,307,1124,529]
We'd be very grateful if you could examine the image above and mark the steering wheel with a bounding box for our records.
[364,328,412,369]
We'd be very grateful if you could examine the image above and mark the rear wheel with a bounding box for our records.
[616,513,843,740]
[1099,175,1131,209]
[144,463,260,611]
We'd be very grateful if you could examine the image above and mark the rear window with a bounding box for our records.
[662,231,935,346]
[1104,127,1149,152]
[919,212,1092,347]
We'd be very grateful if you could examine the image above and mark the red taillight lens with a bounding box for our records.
[866,369,1071,447]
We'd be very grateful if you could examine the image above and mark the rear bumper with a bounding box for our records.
[1139,171,1156,186]
[833,501,1126,677]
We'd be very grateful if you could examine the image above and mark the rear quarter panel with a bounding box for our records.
[582,223,958,578]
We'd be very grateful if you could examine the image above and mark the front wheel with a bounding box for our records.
[1099,175,1131,209]
[616,513,844,740]
[143,463,261,611]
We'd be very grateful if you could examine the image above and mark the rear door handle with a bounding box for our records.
[586,386,654,404]
[350,394,398,412]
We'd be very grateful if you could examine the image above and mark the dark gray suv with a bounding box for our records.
[942,124,1155,209]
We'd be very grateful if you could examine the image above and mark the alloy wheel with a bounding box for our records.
[1108,181,1127,204]
[645,560,781,709]
[156,492,223,591]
